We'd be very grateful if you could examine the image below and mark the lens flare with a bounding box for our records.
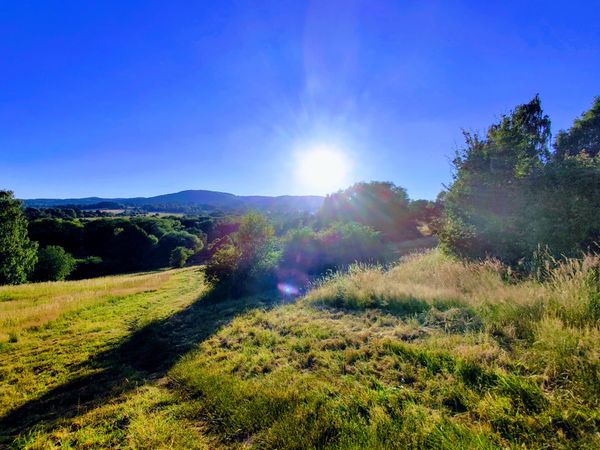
[277,282,299,296]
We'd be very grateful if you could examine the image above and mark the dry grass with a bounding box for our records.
[305,250,600,327]
[170,250,600,448]
[0,271,172,341]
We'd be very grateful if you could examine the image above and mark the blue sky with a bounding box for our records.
[1,1,599,200]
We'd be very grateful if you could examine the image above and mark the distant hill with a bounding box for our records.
[23,189,324,213]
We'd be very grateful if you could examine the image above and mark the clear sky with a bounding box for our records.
[1,1,599,200]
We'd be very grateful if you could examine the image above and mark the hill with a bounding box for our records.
[1,251,598,448]
[22,189,324,213]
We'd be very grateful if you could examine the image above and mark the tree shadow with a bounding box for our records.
[0,288,283,443]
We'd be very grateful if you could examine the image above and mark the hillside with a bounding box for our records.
[1,251,598,448]
[23,190,324,213]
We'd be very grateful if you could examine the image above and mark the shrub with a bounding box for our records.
[70,256,106,279]
[205,213,278,297]
[280,222,387,277]
[33,245,76,281]
[205,240,241,285]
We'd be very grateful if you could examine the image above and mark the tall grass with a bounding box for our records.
[171,250,600,448]
[305,250,600,331]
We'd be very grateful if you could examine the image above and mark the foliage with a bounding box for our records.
[71,256,106,280]
[282,222,386,271]
[204,238,241,285]
[0,191,38,285]
[112,224,159,271]
[16,215,212,279]
[555,96,600,159]
[32,245,77,281]
[441,95,600,266]
[205,213,277,297]
[156,230,202,266]
[319,181,425,241]
[169,246,194,268]
[28,218,84,256]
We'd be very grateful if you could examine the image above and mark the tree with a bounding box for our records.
[169,246,193,268]
[33,245,76,281]
[112,224,158,271]
[236,212,274,265]
[28,218,84,255]
[555,97,600,159]
[0,191,38,284]
[441,95,600,267]
[319,182,420,241]
[156,231,202,266]
[441,96,552,263]
[205,212,277,297]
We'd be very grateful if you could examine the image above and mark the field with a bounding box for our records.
[1,251,599,448]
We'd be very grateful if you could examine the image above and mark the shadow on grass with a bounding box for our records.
[0,288,283,444]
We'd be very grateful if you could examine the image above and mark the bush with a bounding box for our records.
[33,245,76,281]
[169,246,193,268]
[70,256,106,280]
[281,222,387,276]
[205,213,278,297]
[205,240,241,284]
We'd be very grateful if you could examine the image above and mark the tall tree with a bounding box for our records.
[555,96,600,159]
[0,190,38,284]
[441,96,551,263]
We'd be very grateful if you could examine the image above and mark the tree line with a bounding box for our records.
[0,203,215,284]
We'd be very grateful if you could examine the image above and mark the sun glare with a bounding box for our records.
[295,146,350,194]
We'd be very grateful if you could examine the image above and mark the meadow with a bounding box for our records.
[1,250,598,448]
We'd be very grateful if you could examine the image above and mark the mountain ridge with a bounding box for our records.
[22,189,325,213]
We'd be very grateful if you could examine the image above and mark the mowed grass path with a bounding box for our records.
[0,268,222,448]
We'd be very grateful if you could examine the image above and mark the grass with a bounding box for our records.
[171,251,600,448]
[0,271,172,341]
[0,268,214,447]
[1,250,599,448]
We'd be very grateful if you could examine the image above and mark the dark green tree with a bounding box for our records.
[169,246,193,268]
[33,245,76,281]
[156,231,202,266]
[555,97,600,159]
[441,96,551,263]
[205,212,277,297]
[0,190,38,284]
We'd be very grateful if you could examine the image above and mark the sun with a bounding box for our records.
[295,146,350,194]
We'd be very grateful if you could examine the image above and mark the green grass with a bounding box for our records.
[1,251,599,448]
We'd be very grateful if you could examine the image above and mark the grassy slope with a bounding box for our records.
[171,252,600,449]
[1,251,599,448]
[0,268,216,448]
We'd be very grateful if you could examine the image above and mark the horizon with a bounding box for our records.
[2,1,600,200]
[21,187,328,201]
